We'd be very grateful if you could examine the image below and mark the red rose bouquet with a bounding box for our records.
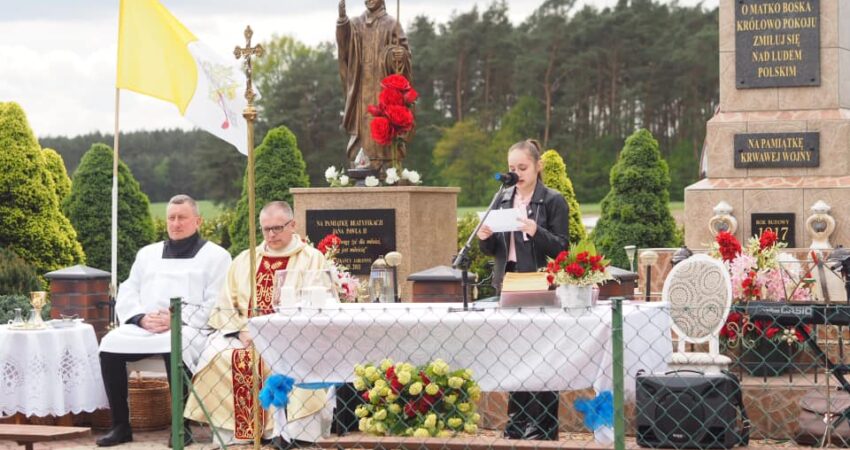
[368,74,417,165]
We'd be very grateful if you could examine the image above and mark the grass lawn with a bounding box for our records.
[149,200,223,219]
[459,201,684,218]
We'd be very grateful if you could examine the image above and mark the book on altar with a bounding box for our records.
[499,272,558,307]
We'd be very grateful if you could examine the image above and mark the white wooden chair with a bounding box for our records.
[662,254,733,374]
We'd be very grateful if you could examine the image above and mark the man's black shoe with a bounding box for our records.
[96,424,133,447]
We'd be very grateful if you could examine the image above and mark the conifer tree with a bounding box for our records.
[541,149,585,243]
[592,129,678,269]
[63,144,155,281]
[42,148,72,202]
[0,102,85,273]
[230,125,310,255]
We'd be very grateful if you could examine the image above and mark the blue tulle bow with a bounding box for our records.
[258,374,295,409]
[574,390,614,430]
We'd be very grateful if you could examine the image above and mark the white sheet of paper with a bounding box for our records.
[478,208,522,233]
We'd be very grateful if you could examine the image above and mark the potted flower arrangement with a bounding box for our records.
[353,358,481,437]
[315,233,360,302]
[713,229,814,376]
[545,240,613,311]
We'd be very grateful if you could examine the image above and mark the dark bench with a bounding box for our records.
[0,424,90,450]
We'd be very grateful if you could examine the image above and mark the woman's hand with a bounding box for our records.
[517,217,538,237]
[476,224,494,241]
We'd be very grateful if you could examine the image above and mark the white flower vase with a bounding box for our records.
[557,284,593,314]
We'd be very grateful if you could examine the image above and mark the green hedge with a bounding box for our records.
[541,149,586,244]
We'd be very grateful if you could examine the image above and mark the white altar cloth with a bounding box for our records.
[249,302,671,394]
[0,323,108,416]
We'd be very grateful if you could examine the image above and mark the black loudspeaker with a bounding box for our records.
[636,371,748,449]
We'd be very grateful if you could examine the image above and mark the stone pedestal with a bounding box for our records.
[685,0,850,249]
[44,264,111,341]
[291,186,460,300]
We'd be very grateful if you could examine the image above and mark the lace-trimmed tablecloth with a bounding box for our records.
[249,302,671,394]
[0,323,108,416]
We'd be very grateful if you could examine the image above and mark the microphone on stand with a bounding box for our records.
[494,172,519,187]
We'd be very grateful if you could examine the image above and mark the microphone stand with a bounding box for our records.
[450,184,508,312]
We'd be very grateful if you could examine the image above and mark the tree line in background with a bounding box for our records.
[40,0,718,206]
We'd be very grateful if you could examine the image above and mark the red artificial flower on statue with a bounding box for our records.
[759,229,778,250]
[381,74,412,91]
[379,88,405,106]
[403,88,419,104]
[385,105,414,131]
[370,116,393,146]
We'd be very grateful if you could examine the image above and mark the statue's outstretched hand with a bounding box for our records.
[339,0,346,18]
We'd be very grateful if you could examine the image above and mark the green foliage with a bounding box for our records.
[457,213,495,299]
[152,208,233,251]
[541,149,586,243]
[432,120,500,206]
[0,247,44,295]
[42,148,72,202]
[0,295,50,323]
[230,126,310,255]
[0,102,85,274]
[592,129,679,269]
[62,143,155,281]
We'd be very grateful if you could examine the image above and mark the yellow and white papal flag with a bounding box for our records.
[117,0,251,155]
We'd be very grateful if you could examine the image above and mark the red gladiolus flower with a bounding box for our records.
[362,391,370,402]
[715,231,741,262]
[419,371,431,385]
[386,366,395,379]
[404,88,419,104]
[317,234,342,255]
[390,377,403,394]
[379,88,405,106]
[370,116,393,146]
[546,274,554,285]
[759,229,778,250]
[382,74,411,91]
[385,104,414,131]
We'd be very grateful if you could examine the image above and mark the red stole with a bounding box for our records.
[232,255,290,439]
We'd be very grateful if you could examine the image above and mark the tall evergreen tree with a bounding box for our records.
[541,149,585,243]
[42,148,72,202]
[591,129,678,269]
[63,144,155,281]
[229,125,310,255]
[0,102,85,273]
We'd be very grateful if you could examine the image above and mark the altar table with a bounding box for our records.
[0,323,108,417]
[249,302,671,394]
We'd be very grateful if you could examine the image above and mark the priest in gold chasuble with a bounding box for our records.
[186,201,328,445]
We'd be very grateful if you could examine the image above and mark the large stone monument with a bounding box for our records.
[685,0,850,249]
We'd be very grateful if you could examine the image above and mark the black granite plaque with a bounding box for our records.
[751,213,796,248]
[735,0,820,88]
[734,132,819,168]
[306,209,396,275]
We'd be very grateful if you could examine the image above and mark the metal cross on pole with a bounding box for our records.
[234,25,264,450]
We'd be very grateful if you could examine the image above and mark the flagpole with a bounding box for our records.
[110,87,121,325]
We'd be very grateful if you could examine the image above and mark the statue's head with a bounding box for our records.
[365,0,385,13]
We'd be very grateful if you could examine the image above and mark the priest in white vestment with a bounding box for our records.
[96,194,231,447]
[186,201,334,448]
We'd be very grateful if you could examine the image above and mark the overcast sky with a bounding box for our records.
[0,0,718,139]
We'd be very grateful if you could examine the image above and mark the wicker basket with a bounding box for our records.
[91,375,172,431]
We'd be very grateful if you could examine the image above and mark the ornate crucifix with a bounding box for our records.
[234,25,264,107]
